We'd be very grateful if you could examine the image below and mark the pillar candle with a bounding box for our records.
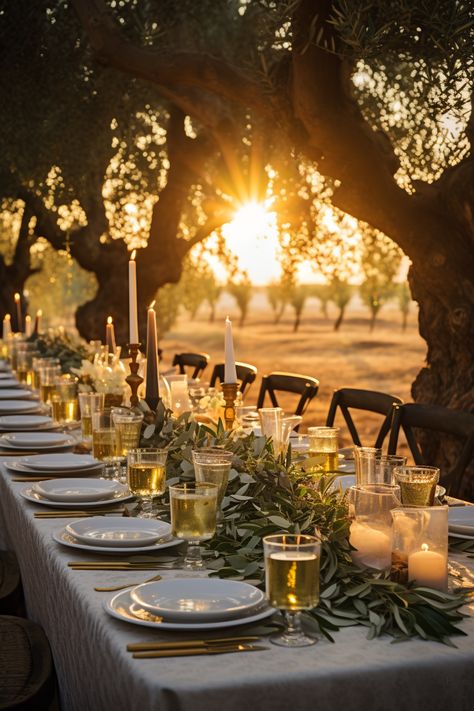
[224,316,237,383]
[129,250,139,343]
[24,314,32,337]
[14,293,22,332]
[408,544,447,591]
[2,314,11,340]
[349,520,392,570]
[105,316,116,355]
[33,310,42,335]
[145,300,159,409]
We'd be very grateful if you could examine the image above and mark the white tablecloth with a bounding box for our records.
[1,459,474,711]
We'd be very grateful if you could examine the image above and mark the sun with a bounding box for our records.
[220,201,282,285]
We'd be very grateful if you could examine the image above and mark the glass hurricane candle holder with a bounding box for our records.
[348,484,401,571]
[307,426,339,472]
[264,534,321,647]
[165,374,192,415]
[394,465,440,507]
[391,505,448,590]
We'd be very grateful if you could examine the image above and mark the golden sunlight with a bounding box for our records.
[220,201,281,285]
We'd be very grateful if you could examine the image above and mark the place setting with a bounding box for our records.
[5,452,104,479]
[0,431,76,454]
[0,399,45,415]
[21,477,133,512]
[0,414,59,433]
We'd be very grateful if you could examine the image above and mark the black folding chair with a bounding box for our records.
[388,402,474,497]
[256,372,319,417]
[172,352,210,380]
[326,388,403,448]
[209,362,257,396]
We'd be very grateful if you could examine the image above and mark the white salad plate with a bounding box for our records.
[0,401,43,414]
[448,506,474,537]
[1,432,73,447]
[105,589,274,631]
[5,460,104,477]
[0,371,13,378]
[0,380,22,389]
[0,389,36,400]
[0,438,75,452]
[32,478,121,502]
[21,487,133,508]
[130,578,265,622]
[53,528,179,554]
[65,517,171,547]
[22,454,100,471]
[0,414,56,431]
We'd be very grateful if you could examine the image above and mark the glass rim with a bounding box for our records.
[128,447,168,454]
[169,481,218,493]
[393,465,440,474]
[350,483,401,495]
[263,533,321,547]
[307,426,339,434]
[258,407,283,413]
[392,504,448,513]
[192,447,233,459]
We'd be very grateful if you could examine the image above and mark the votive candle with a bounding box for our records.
[408,544,447,591]
[349,520,392,570]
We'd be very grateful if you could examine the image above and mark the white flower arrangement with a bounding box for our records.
[71,358,126,395]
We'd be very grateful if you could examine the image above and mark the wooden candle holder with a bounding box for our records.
[221,382,238,431]
[126,343,143,408]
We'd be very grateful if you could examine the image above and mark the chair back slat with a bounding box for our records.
[172,352,210,380]
[388,402,474,497]
[257,372,319,417]
[326,387,402,448]
[209,362,257,396]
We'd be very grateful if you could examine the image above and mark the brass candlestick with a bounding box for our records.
[221,382,238,431]
[126,343,143,408]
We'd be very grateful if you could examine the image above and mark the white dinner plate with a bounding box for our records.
[0,438,75,453]
[106,589,274,630]
[21,487,133,508]
[0,380,22,389]
[131,578,265,622]
[0,415,53,429]
[0,389,36,400]
[65,517,171,548]
[0,401,43,414]
[448,506,474,536]
[0,371,13,378]
[3,432,71,447]
[22,454,100,471]
[33,478,121,502]
[53,528,180,554]
[5,460,104,477]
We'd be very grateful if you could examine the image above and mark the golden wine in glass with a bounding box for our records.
[127,448,168,518]
[169,482,218,569]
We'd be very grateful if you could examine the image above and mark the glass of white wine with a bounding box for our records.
[78,392,105,444]
[307,427,339,472]
[192,448,233,515]
[91,408,121,479]
[127,448,168,519]
[263,533,321,647]
[169,482,218,569]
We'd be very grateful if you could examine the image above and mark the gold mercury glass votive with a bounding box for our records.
[394,465,440,507]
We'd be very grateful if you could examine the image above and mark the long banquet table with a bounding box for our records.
[1,458,474,711]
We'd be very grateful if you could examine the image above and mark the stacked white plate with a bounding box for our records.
[21,478,132,509]
[0,400,43,415]
[0,432,75,452]
[0,415,57,432]
[0,379,22,389]
[5,453,103,477]
[53,516,178,554]
[448,507,474,540]
[106,578,273,631]
[0,389,36,400]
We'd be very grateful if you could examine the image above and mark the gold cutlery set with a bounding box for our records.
[126,636,267,658]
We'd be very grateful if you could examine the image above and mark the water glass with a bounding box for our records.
[192,448,234,506]
[91,409,120,463]
[354,447,406,485]
[394,465,440,506]
[264,534,321,647]
[169,482,218,569]
[307,426,339,472]
[78,392,105,442]
[51,375,79,424]
[391,506,448,590]
[127,448,168,518]
[348,484,401,571]
[112,408,144,456]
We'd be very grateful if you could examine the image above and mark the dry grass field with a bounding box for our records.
[161,292,426,449]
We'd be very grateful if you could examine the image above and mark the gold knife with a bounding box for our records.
[127,636,260,652]
[132,644,267,658]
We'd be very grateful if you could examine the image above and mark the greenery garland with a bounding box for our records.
[139,402,470,645]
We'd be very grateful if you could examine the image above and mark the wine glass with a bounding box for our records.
[192,448,234,517]
[263,533,321,647]
[169,482,218,569]
[127,448,168,519]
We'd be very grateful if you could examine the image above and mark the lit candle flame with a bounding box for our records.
[131,249,136,261]
[4,314,10,321]
[421,543,429,552]
[149,300,156,309]
[107,316,113,325]
[37,309,42,317]
[14,293,20,302]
